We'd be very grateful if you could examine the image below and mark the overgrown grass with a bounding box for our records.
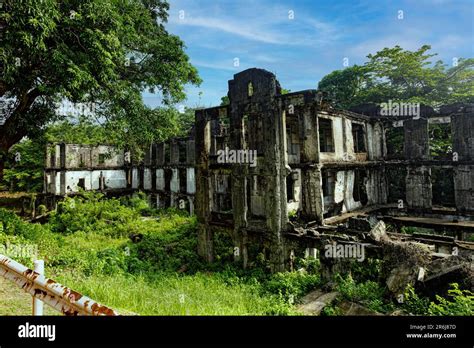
[56,272,296,315]
[1,192,470,316]
[0,193,317,315]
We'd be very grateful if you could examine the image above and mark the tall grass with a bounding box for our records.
[56,272,295,315]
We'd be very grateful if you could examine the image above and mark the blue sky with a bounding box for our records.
[144,0,474,108]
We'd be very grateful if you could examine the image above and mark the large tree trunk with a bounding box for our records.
[0,88,41,183]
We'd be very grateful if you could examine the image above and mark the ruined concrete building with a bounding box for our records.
[45,68,474,279]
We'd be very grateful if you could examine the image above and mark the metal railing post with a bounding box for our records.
[32,259,44,316]
[1,254,119,316]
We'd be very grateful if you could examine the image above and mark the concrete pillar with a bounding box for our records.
[404,119,432,210]
[452,112,474,212]
[195,109,213,262]
[302,168,324,222]
[406,166,432,210]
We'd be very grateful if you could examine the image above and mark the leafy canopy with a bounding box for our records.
[318,45,473,108]
[0,0,201,153]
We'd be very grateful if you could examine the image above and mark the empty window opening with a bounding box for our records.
[286,123,300,156]
[164,169,172,191]
[179,142,187,163]
[242,115,249,147]
[248,82,254,97]
[179,168,187,193]
[387,167,406,202]
[213,174,232,212]
[319,118,334,152]
[353,170,368,205]
[432,167,455,207]
[98,153,106,164]
[429,123,452,160]
[322,171,335,203]
[352,123,366,153]
[164,143,170,163]
[286,175,295,202]
[79,154,85,167]
[78,178,86,190]
[386,127,404,159]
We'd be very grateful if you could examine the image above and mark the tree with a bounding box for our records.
[318,45,474,108]
[220,95,230,106]
[0,0,201,180]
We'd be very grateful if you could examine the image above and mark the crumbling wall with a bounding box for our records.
[452,112,474,212]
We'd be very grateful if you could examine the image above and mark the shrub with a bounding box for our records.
[335,274,393,313]
[428,283,474,316]
[402,284,431,314]
[263,271,320,302]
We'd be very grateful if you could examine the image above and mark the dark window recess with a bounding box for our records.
[352,123,366,153]
[179,142,187,163]
[78,178,86,190]
[164,144,170,163]
[319,118,334,152]
[286,175,295,202]
[214,175,232,212]
[386,127,404,158]
[242,115,249,147]
[353,170,368,204]
[179,168,187,193]
[322,171,335,201]
[429,123,452,160]
[79,154,85,167]
[98,153,106,164]
[432,168,455,206]
[164,169,172,191]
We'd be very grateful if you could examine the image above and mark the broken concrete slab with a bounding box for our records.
[338,301,382,316]
[297,290,339,315]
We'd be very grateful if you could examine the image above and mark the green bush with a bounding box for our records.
[402,284,431,314]
[428,284,473,316]
[335,274,393,313]
[263,271,321,302]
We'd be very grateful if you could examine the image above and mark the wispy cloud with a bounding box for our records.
[164,0,473,107]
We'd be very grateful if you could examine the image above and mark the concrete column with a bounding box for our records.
[406,166,432,210]
[195,109,213,262]
[404,118,432,210]
[452,112,474,212]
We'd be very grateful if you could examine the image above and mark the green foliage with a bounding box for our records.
[263,271,320,302]
[220,95,230,106]
[0,0,200,163]
[400,226,418,234]
[335,274,393,313]
[428,284,474,316]
[44,118,109,145]
[402,283,473,316]
[127,216,200,273]
[321,304,343,316]
[0,196,299,315]
[3,139,44,192]
[55,272,295,315]
[401,284,431,314]
[429,124,452,158]
[318,45,474,108]
[49,195,141,237]
[318,65,371,108]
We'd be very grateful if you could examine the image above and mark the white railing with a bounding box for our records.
[0,254,119,316]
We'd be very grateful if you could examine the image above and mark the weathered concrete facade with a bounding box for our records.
[44,137,197,214]
[44,68,474,271]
